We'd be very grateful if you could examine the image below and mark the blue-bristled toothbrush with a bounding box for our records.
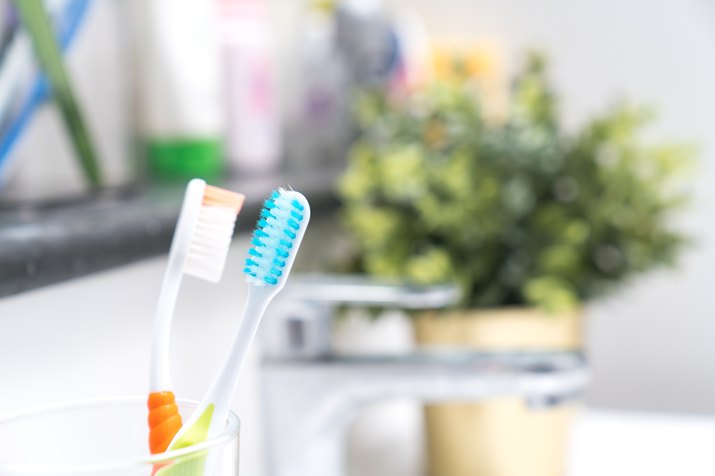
[160,188,310,474]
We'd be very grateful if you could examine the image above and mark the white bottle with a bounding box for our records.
[219,0,281,176]
[135,0,224,180]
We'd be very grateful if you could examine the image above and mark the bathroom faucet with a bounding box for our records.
[260,275,589,476]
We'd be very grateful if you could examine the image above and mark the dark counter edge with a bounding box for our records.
[0,170,341,298]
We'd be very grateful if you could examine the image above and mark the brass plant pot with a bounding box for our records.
[413,308,582,476]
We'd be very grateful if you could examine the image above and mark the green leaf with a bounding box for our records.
[337,51,694,312]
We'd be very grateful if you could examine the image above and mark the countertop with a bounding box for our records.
[349,402,715,475]
[0,169,340,298]
[567,409,715,475]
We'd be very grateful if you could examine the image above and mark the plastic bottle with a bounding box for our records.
[218,0,281,176]
[136,0,224,181]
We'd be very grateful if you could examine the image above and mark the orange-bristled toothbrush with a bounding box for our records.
[148,179,245,454]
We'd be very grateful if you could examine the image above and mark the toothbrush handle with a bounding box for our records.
[166,286,273,451]
[150,178,205,393]
[205,287,272,436]
[147,268,184,454]
[148,391,182,454]
[150,265,183,392]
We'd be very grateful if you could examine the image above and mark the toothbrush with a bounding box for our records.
[160,188,310,474]
[148,179,245,455]
[0,0,92,178]
[14,0,102,186]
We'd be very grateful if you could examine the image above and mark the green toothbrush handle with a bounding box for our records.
[156,404,215,476]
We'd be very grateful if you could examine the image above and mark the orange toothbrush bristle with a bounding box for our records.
[148,391,183,454]
[202,185,245,211]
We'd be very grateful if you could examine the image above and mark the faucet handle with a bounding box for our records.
[263,274,460,359]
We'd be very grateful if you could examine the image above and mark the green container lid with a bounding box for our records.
[146,139,223,181]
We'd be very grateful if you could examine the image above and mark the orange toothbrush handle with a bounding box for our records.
[148,391,183,454]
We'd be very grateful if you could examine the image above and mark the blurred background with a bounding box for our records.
[0,0,714,475]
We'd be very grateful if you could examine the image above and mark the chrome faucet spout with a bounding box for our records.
[260,276,589,476]
[262,351,588,476]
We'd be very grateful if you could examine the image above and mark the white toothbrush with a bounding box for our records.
[161,188,310,471]
[148,178,245,455]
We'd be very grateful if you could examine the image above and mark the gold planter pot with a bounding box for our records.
[413,308,582,476]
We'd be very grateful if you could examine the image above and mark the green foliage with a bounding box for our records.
[338,53,694,312]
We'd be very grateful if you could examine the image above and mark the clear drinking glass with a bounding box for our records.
[0,397,240,475]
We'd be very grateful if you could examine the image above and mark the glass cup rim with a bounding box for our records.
[0,395,241,475]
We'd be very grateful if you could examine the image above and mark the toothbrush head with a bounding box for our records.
[183,179,245,283]
[244,188,311,287]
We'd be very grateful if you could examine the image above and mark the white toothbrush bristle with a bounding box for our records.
[185,206,239,283]
[244,188,309,286]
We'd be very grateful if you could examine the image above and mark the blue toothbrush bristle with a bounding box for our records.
[244,188,306,285]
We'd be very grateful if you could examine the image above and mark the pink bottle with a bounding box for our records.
[218,0,281,175]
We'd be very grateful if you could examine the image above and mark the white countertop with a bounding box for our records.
[346,402,715,476]
[568,409,715,475]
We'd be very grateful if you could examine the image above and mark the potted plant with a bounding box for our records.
[337,53,693,476]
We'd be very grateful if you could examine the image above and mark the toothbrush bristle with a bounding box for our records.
[202,185,245,210]
[244,188,308,286]
[184,186,245,283]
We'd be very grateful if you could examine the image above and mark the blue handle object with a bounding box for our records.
[0,0,91,174]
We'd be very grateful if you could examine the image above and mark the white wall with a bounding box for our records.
[386,0,715,414]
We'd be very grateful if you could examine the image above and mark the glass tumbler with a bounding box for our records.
[0,397,240,475]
